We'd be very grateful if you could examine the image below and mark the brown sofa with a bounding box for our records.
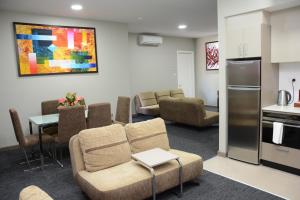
[159,97,219,127]
[69,118,202,200]
[135,89,184,116]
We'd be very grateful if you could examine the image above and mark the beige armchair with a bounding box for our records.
[69,118,203,200]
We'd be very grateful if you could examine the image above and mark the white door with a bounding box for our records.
[177,51,195,97]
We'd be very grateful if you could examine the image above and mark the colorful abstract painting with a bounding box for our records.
[205,41,219,70]
[14,22,98,76]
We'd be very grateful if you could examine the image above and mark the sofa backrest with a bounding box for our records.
[155,90,170,103]
[170,89,185,98]
[138,92,158,107]
[125,118,170,153]
[78,124,131,172]
[69,118,170,175]
[159,97,206,126]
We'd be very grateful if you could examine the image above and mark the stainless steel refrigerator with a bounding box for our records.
[227,59,261,164]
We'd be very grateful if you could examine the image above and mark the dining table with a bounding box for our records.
[28,110,88,169]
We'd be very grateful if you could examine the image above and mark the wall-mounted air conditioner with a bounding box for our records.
[138,35,163,46]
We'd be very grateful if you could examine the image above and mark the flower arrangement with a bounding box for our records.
[58,92,85,108]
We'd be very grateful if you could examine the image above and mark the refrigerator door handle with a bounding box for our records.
[228,86,261,91]
[227,60,259,65]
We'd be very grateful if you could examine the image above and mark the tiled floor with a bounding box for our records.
[204,156,300,200]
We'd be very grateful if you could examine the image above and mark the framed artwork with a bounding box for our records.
[13,22,98,76]
[205,41,219,70]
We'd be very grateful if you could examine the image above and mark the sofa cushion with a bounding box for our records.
[76,149,202,200]
[138,92,157,107]
[202,111,219,126]
[139,105,160,116]
[155,90,170,103]
[78,124,131,172]
[125,118,170,153]
[170,89,185,98]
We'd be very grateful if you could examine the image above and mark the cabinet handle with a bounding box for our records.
[239,44,243,57]
[243,43,247,57]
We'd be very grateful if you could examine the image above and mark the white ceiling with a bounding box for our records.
[0,0,218,38]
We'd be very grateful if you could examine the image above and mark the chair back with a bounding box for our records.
[115,96,130,124]
[41,100,58,115]
[87,103,112,128]
[57,106,86,144]
[9,109,26,147]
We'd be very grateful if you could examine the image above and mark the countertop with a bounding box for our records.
[262,104,300,115]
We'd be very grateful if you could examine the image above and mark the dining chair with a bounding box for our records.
[41,100,58,115]
[53,106,86,167]
[115,96,130,125]
[9,109,54,169]
[41,100,59,135]
[87,103,112,129]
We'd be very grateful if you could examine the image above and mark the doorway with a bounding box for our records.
[177,51,195,97]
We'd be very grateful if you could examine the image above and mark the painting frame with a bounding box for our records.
[205,41,219,71]
[13,22,98,77]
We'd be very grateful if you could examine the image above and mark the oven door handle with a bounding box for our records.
[262,120,300,129]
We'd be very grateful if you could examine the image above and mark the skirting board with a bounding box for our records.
[0,144,19,152]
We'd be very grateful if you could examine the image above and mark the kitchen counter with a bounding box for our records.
[262,104,300,115]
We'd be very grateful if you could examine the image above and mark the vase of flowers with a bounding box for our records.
[58,92,85,108]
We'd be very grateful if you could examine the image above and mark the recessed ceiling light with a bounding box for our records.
[71,4,83,11]
[137,17,143,20]
[178,24,187,29]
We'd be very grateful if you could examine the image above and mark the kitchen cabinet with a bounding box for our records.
[226,24,261,58]
[271,6,300,63]
[226,11,266,59]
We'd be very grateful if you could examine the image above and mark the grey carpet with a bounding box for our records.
[0,114,282,200]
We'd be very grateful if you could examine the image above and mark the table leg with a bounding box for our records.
[29,121,33,135]
[150,168,156,200]
[176,158,183,197]
[38,126,44,170]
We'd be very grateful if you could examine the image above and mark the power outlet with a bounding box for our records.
[292,78,296,82]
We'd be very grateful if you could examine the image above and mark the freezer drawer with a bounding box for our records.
[228,86,260,164]
[261,142,300,170]
[227,59,261,86]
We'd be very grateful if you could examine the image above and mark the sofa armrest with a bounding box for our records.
[134,95,142,114]
[69,135,86,178]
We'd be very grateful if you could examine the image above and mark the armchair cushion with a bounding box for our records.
[19,185,53,200]
[78,124,131,172]
[138,92,157,107]
[170,89,185,98]
[76,149,202,200]
[155,90,170,103]
[125,118,170,153]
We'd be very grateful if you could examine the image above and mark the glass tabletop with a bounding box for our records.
[29,114,59,126]
[29,110,88,126]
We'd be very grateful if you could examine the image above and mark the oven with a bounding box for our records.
[261,111,300,175]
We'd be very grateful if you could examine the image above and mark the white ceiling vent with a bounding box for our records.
[138,35,163,46]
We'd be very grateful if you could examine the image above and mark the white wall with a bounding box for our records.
[195,35,219,106]
[128,33,195,96]
[0,11,130,148]
[279,63,300,103]
[217,0,300,154]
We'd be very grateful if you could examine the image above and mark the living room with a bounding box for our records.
[1,0,300,200]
